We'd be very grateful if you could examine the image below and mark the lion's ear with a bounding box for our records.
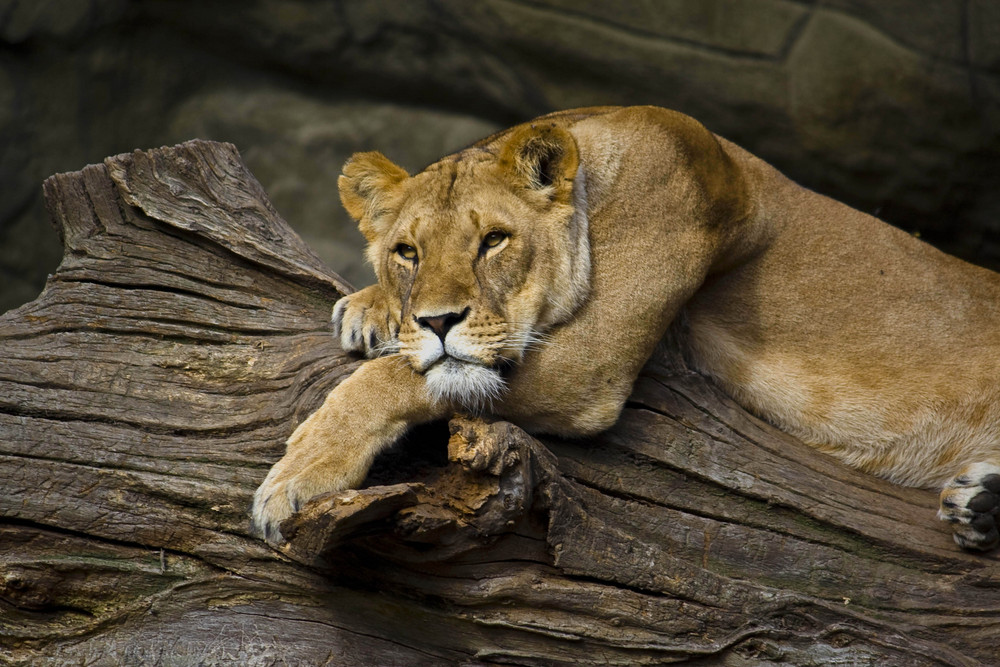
[338,151,409,241]
[499,124,579,204]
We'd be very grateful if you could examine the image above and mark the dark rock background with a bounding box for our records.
[2,0,998,313]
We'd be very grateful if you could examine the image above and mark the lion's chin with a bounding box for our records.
[424,358,506,413]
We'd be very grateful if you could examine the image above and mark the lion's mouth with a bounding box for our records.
[408,333,516,378]
[433,350,480,366]
[427,351,514,376]
[423,357,507,412]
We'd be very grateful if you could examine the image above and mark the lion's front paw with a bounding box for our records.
[250,463,299,544]
[250,452,364,544]
[938,462,1000,551]
[332,285,399,358]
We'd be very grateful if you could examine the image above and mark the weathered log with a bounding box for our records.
[1,140,998,666]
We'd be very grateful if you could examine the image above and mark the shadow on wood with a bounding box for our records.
[1,140,997,666]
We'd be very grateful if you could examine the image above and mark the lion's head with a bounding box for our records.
[337,124,591,410]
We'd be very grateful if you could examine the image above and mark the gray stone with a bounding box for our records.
[970,0,1000,71]
[539,0,808,57]
[824,0,966,61]
[788,10,982,220]
[450,0,798,154]
[0,64,29,224]
[0,199,61,312]
[0,0,128,43]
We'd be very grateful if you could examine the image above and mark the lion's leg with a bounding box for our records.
[938,461,1000,551]
[496,294,680,439]
[497,229,718,438]
[251,355,447,543]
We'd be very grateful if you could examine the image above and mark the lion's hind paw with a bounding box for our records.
[938,462,1000,551]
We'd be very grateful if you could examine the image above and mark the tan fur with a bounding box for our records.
[252,106,1000,550]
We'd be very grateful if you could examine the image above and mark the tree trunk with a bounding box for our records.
[2,140,997,666]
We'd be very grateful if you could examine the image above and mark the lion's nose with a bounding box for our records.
[416,308,469,341]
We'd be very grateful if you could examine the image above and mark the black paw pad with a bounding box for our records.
[972,514,998,534]
[968,491,999,514]
[981,474,1000,494]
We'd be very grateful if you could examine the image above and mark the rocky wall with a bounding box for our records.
[1,0,998,312]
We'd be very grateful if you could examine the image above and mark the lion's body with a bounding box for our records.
[252,106,1000,550]
[683,137,1000,489]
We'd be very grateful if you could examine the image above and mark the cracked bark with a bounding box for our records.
[1,140,998,666]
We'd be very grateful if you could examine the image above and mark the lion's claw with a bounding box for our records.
[250,465,298,544]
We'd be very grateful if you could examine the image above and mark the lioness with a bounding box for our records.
[252,106,1000,551]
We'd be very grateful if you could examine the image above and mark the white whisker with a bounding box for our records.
[506,329,563,353]
[373,338,400,356]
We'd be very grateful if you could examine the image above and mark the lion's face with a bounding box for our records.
[339,125,591,409]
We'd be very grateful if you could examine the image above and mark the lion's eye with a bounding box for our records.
[482,231,508,250]
[395,244,418,261]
